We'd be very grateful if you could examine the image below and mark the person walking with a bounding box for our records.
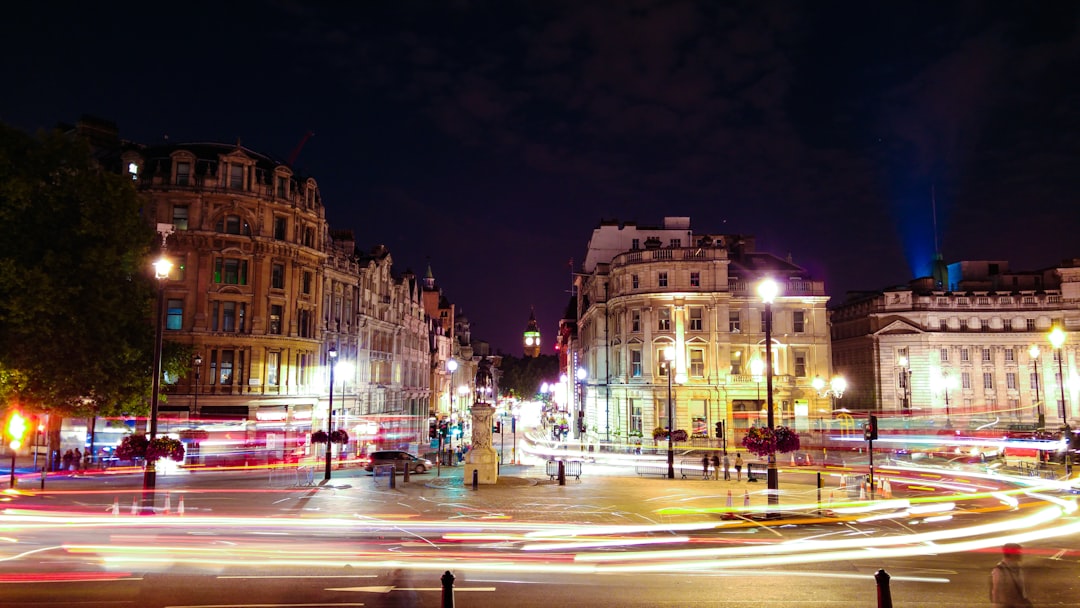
[710,453,721,480]
[990,542,1032,607]
[701,454,710,479]
[734,453,744,482]
[722,452,731,480]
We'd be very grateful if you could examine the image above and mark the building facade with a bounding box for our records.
[574,217,834,446]
[830,259,1080,429]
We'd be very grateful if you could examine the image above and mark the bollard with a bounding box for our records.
[440,570,455,608]
[40,467,46,490]
[389,469,397,489]
[404,464,411,483]
[875,568,892,608]
[472,468,478,490]
[558,460,566,486]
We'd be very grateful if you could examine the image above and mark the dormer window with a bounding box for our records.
[176,161,191,186]
[276,176,288,198]
[228,164,244,190]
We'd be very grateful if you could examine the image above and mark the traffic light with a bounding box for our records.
[439,421,449,439]
[492,421,502,434]
[864,415,878,441]
[715,421,724,438]
[6,412,27,450]
[429,419,437,440]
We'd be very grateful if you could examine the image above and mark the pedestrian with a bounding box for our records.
[990,542,1033,607]
[62,450,73,472]
[722,452,731,480]
[735,453,743,482]
[710,453,721,480]
[702,454,710,479]
[73,448,82,472]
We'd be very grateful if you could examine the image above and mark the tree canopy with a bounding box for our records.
[497,354,560,399]
[0,123,157,417]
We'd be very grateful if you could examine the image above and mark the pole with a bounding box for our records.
[142,278,166,511]
[324,355,335,481]
[868,437,874,498]
[440,570,455,608]
[765,301,778,507]
[1057,351,1071,478]
[9,451,15,488]
[666,359,674,479]
[1034,357,1044,430]
[944,387,952,428]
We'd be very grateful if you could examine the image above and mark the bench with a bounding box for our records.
[546,459,582,480]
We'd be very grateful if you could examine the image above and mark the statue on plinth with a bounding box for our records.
[465,356,499,484]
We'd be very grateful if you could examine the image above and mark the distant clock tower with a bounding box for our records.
[523,309,541,358]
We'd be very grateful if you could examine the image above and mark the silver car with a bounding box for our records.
[364,450,432,474]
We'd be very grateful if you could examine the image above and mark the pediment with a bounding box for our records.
[874,319,925,336]
[627,337,643,345]
[686,336,708,344]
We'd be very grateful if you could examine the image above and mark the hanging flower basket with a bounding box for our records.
[311,430,329,444]
[115,434,186,463]
[652,428,689,442]
[330,429,349,444]
[741,426,801,458]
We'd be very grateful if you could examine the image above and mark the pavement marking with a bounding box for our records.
[327,586,496,593]
[217,575,377,579]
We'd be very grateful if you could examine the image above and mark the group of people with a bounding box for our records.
[701,452,745,481]
[61,448,84,472]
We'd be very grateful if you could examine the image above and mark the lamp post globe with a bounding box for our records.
[756,277,779,507]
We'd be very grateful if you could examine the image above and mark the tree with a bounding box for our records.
[0,123,158,418]
[496,354,560,398]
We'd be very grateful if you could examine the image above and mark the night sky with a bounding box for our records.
[4,2,1079,354]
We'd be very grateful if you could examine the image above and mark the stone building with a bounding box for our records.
[830,259,1080,429]
[574,217,834,446]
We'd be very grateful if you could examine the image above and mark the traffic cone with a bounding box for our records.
[130,497,138,515]
[884,479,893,498]
[744,490,750,508]
[838,476,846,491]
[163,492,171,514]
[726,490,733,508]
[791,453,796,466]
[859,484,867,500]
[111,497,119,516]
[178,496,185,516]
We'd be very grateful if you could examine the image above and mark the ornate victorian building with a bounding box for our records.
[574,217,834,445]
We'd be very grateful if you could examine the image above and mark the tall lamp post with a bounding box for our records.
[324,346,337,481]
[897,356,912,416]
[1030,345,1044,430]
[1048,326,1071,477]
[758,278,779,507]
[663,346,675,479]
[446,359,457,463]
[192,354,203,418]
[143,254,172,509]
[932,372,958,429]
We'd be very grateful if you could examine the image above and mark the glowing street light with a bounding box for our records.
[757,277,779,507]
[143,254,172,509]
[663,346,676,479]
[897,355,912,416]
[324,346,337,481]
[1048,326,1071,477]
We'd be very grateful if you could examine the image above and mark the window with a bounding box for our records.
[219,350,234,385]
[729,311,741,333]
[961,348,970,362]
[176,161,191,186]
[656,349,671,376]
[267,352,279,386]
[669,239,681,248]
[629,399,642,433]
[940,348,949,362]
[730,349,743,375]
[658,307,671,331]
[172,205,189,230]
[632,274,639,289]
[794,351,807,378]
[980,319,990,331]
[793,310,805,333]
[303,227,314,247]
[274,217,287,240]
[631,238,640,250]
[303,271,313,295]
[269,304,283,335]
[690,271,700,287]
[166,299,184,330]
[984,372,994,389]
[962,372,971,389]
[217,215,246,235]
[658,272,668,288]
[631,310,640,332]
[982,348,991,362]
[689,307,703,331]
[690,349,705,377]
[271,263,285,289]
[1005,348,1015,362]
[222,302,236,332]
[214,258,248,285]
[1006,372,1017,390]
[1026,318,1036,331]
[229,164,244,189]
[276,176,288,198]
[631,348,642,377]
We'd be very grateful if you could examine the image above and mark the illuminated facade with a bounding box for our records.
[830,259,1080,427]
[574,217,834,445]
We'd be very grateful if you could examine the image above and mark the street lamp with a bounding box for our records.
[663,346,675,479]
[897,356,912,416]
[1030,345,1044,430]
[324,346,337,481]
[1048,326,1071,477]
[932,371,958,429]
[192,354,203,418]
[758,277,779,507]
[143,254,172,508]
[446,360,458,462]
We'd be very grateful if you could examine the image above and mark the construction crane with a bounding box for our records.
[287,131,314,166]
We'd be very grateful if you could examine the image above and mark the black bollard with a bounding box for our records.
[875,569,892,608]
[472,468,478,490]
[558,460,566,486]
[389,468,396,489]
[441,570,455,608]
[404,464,410,483]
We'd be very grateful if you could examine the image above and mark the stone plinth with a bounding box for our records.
[464,402,498,485]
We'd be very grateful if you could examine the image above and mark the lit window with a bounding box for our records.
[658,272,668,288]
[128,162,139,181]
[166,299,183,330]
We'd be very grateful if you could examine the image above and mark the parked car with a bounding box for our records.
[364,450,432,474]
